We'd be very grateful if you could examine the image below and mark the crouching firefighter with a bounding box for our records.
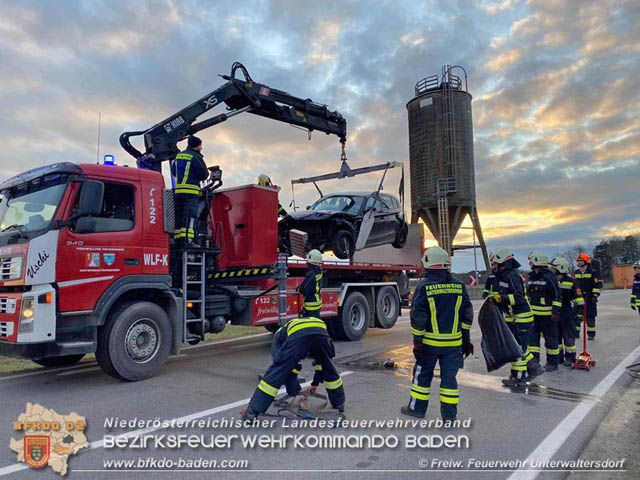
[298,249,323,317]
[242,317,345,420]
[528,252,562,372]
[549,257,584,366]
[401,247,474,421]
[485,248,544,386]
[172,136,208,248]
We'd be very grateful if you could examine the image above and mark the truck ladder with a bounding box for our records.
[438,195,451,255]
[183,250,206,342]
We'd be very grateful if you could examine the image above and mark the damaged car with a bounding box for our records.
[279,192,409,259]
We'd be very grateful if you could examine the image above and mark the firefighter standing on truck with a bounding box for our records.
[242,316,345,421]
[401,247,474,421]
[172,136,208,247]
[298,249,323,317]
[527,252,562,371]
[258,174,289,219]
[549,257,584,366]
[483,248,544,386]
[631,261,640,316]
[575,253,601,340]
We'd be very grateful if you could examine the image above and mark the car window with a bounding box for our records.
[377,195,392,211]
[72,182,135,233]
[312,196,364,213]
[382,195,397,210]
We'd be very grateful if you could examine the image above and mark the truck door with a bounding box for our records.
[57,180,143,313]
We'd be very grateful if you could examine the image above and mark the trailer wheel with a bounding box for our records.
[375,286,400,329]
[332,229,355,259]
[335,291,369,341]
[33,354,85,368]
[96,301,172,381]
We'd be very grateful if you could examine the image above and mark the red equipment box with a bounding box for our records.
[212,184,278,269]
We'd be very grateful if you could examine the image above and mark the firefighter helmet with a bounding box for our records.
[306,249,323,266]
[422,246,450,269]
[528,251,549,267]
[576,252,591,264]
[489,247,513,265]
[258,174,272,187]
[550,257,570,274]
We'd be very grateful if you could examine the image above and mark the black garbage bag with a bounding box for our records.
[478,300,524,372]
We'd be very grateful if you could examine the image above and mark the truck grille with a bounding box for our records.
[0,298,17,314]
[0,321,14,337]
[0,256,23,281]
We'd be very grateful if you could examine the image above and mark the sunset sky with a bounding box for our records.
[1,0,638,271]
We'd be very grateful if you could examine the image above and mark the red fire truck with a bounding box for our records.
[0,63,423,381]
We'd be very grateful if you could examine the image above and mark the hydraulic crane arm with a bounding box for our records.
[120,62,347,171]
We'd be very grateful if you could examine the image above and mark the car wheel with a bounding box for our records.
[335,291,370,341]
[332,229,355,259]
[375,286,400,329]
[392,223,409,248]
[33,354,85,368]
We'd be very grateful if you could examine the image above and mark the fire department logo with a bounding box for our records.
[10,403,88,476]
[103,253,116,266]
[24,436,50,468]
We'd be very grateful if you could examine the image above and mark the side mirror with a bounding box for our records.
[77,180,104,217]
[75,217,97,234]
[305,205,311,210]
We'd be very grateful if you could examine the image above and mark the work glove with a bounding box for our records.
[491,295,502,304]
[413,343,425,361]
[632,304,637,311]
[591,296,598,305]
[462,341,474,358]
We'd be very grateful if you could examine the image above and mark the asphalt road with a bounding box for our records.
[0,290,638,480]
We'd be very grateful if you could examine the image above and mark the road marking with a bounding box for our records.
[0,371,353,477]
[508,345,640,480]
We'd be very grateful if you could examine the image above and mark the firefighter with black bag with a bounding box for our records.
[483,248,544,386]
[401,247,473,421]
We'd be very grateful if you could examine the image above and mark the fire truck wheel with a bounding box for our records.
[264,324,280,334]
[33,354,85,368]
[335,291,370,341]
[374,286,399,329]
[97,301,172,381]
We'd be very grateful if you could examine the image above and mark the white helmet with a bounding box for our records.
[306,249,323,266]
[528,251,549,267]
[550,257,570,274]
[258,174,272,187]
[489,247,513,265]
[422,246,450,269]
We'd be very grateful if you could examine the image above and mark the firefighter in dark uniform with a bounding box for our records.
[242,316,345,420]
[527,252,562,371]
[258,174,289,219]
[631,261,640,316]
[298,249,323,317]
[401,247,474,421]
[172,136,208,247]
[575,253,601,340]
[549,257,584,366]
[484,248,544,386]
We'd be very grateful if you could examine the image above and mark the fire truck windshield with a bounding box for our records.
[0,174,69,235]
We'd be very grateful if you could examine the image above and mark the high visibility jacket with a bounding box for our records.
[483,267,533,323]
[410,270,473,347]
[527,267,561,317]
[172,149,208,195]
[631,273,640,308]
[284,316,328,338]
[482,272,498,298]
[278,203,288,218]
[557,274,584,317]
[298,264,323,313]
[574,264,601,299]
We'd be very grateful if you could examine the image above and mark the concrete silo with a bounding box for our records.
[406,65,489,270]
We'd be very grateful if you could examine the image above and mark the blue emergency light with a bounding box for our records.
[103,154,115,165]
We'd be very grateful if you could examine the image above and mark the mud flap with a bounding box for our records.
[355,209,375,250]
